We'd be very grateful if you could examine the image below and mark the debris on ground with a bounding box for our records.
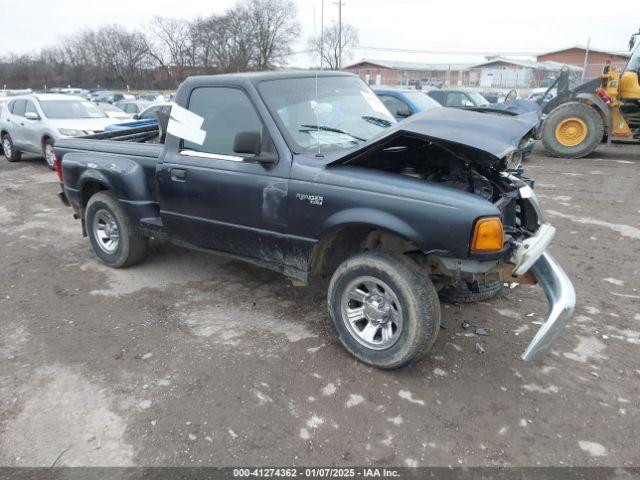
[462,320,472,330]
[475,327,490,336]
[475,343,486,354]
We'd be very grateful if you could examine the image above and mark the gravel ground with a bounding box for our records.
[0,144,638,468]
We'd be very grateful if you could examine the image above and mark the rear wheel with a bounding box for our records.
[541,101,604,158]
[85,191,148,268]
[327,250,441,369]
[43,138,55,170]
[2,134,21,163]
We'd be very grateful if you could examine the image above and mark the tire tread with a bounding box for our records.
[541,101,604,159]
[327,250,440,369]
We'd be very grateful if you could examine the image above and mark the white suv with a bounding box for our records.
[0,94,115,169]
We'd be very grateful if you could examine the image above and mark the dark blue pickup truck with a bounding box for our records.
[55,71,574,369]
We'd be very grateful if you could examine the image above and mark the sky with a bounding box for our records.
[0,0,639,67]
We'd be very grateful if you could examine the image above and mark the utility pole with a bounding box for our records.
[320,0,324,69]
[334,0,344,69]
[581,37,591,83]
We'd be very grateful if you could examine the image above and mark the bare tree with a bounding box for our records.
[96,25,153,85]
[207,7,255,73]
[244,0,301,70]
[189,16,217,70]
[308,22,358,70]
[148,17,196,80]
[0,0,302,88]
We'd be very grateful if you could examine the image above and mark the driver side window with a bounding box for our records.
[183,87,275,159]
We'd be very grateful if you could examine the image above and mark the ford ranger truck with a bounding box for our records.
[54,71,575,369]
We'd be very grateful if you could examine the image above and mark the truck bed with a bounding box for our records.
[54,124,164,161]
[54,126,165,224]
[55,137,163,161]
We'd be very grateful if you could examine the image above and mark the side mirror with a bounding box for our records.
[25,112,40,121]
[133,114,139,120]
[233,131,261,156]
[233,131,277,164]
[396,107,412,118]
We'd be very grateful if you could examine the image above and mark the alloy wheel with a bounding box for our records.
[92,209,120,254]
[340,276,404,350]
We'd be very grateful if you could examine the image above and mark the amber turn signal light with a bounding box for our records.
[471,217,504,252]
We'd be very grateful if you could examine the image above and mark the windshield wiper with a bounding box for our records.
[299,124,366,143]
[361,116,393,128]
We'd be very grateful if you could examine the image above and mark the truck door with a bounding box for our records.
[157,86,292,268]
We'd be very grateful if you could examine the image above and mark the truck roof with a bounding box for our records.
[182,70,354,88]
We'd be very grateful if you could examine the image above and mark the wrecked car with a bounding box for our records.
[54,71,575,369]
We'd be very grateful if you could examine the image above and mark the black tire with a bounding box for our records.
[43,138,56,170]
[439,279,504,304]
[541,101,604,159]
[327,250,441,369]
[85,191,148,268]
[2,134,22,163]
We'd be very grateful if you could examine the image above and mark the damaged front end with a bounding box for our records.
[429,173,575,361]
[331,108,575,361]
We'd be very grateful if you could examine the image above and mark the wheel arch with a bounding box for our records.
[77,177,110,236]
[309,219,422,279]
[41,135,53,149]
[80,178,109,209]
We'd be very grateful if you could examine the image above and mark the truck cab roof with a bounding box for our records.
[181,70,354,89]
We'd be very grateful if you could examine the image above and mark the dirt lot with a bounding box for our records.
[0,144,638,468]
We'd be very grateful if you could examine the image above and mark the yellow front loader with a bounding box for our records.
[541,30,640,158]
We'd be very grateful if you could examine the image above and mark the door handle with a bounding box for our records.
[170,168,187,182]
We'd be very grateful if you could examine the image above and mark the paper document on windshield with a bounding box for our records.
[167,103,207,145]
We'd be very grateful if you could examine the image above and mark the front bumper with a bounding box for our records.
[491,174,575,360]
[522,251,575,361]
[511,181,575,360]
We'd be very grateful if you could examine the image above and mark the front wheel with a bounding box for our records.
[2,134,21,163]
[85,191,148,268]
[43,138,56,170]
[327,250,441,369]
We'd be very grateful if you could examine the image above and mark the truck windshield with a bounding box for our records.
[258,76,396,154]
[40,100,106,119]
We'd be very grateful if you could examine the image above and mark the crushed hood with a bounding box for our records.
[331,107,540,166]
